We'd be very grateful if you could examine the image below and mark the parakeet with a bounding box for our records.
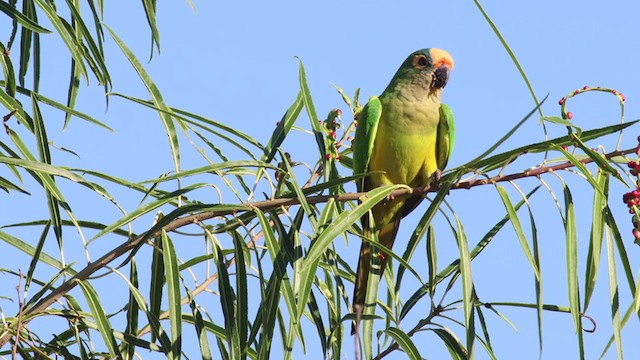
[351,48,455,333]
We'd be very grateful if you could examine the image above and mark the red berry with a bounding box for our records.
[612,90,618,95]
[330,131,336,139]
[326,154,331,160]
[379,253,386,261]
[583,85,589,90]
[335,154,341,161]
[348,136,354,142]
[276,121,281,126]
[636,136,640,143]
[621,93,626,102]
[624,193,632,203]
[336,109,343,116]
[633,229,640,239]
[561,145,569,150]
[354,120,358,127]
[558,98,565,105]
[566,112,573,120]
[631,169,639,176]
[523,149,529,154]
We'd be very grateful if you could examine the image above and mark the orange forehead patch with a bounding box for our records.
[429,48,454,69]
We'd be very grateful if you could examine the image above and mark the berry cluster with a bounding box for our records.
[623,137,640,240]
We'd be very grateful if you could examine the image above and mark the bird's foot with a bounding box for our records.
[430,169,443,188]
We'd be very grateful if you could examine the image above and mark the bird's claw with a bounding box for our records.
[430,169,443,188]
[384,193,396,204]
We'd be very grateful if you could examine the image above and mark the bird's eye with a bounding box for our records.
[413,55,429,68]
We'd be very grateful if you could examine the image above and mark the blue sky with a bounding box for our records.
[2,1,640,359]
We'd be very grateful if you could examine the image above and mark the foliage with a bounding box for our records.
[0,1,639,359]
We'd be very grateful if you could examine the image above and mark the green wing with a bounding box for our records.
[353,96,382,192]
[436,102,455,170]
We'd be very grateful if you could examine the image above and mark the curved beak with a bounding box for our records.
[432,65,450,89]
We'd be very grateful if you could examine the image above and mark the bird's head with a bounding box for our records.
[391,48,454,93]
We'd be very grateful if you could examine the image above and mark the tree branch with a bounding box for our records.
[0,146,632,348]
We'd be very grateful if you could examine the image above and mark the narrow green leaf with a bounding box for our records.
[584,171,608,309]
[108,92,264,152]
[0,174,28,194]
[281,150,317,227]
[426,225,437,297]
[473,0,542,115]
[496,185,540,280]
[149,229,164,343]
[475,305,496,358]
[0,156,84,182]
[138,160,275,184]
[563,185,585,359]
[555,145,605,195]
[33,0,88,80]
[431,328,466,360]
[384,327,421,360]
[462,96,546,166]
[604,221,623,359]
[64,59,81,129]
[465,120,639,172]
[24,221,50,293]
[141,0,161,58]
[0,2,51,33]
[0,42,16,98]
[263,91,303,163]
[255,247,288,360]
[0,229,71,274]
[214,239,240,359]
[604,207,637,299]
[78,280,122,359]
[123,258,140,360]
[306,290,327,355]
[296,58,326,163]
[454,214,475,359]
[186,288,213,360]
[32,93,64,247]
[88,185,205,242]
[528,207,543,355]
[232,231,248,360]
[105,25,180,172]
[18,0,35,87]
[570,132,622,181]
[111,261,173,354]
[161,231,182,359]
[12,87,113,131]
[542,115,582,131]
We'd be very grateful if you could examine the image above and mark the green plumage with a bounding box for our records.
[351,48,455,333]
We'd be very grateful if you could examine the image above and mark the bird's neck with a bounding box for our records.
[382,81,441,106]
